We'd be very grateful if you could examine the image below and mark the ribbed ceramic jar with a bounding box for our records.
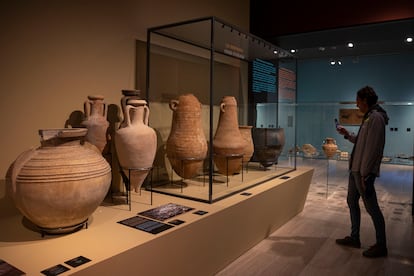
[81,95,109,153]
[213,96,245,175]
[322,137,338,158]
[115,99,156,192]
[239,125,254,163]
[252,128,286,167]
[166,94,207,179]
[6,128,111,234]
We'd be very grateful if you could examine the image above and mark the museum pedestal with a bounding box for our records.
[0,167,313,276]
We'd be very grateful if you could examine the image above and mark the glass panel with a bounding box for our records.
[296,101,413,205]
[146,17,296,203]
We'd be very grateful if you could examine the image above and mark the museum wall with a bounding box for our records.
[0,1,249,185]
[296,52,414,159]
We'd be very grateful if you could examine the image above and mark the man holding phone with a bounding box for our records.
[335,86,389,258]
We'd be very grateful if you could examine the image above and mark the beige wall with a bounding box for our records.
[0,0,249,180]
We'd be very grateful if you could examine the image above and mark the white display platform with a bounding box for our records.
[0,167,313,276]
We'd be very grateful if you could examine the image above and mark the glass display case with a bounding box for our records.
[145,17,296,203]
[296,101,414,206]
[296,101,414,165]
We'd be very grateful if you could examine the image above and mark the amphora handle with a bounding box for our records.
[169,100,179,111]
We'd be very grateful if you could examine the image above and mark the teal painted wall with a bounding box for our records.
[296,52,414,160]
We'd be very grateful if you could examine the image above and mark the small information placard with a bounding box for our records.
[118,216,174,234]
[64,256,91,268]
[41,264,69,276]
[193,210,208,215]
[0,259,25,276]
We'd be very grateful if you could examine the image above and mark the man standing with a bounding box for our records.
[335,86,389,258]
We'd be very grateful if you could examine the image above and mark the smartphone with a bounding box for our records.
[334,118,339,129]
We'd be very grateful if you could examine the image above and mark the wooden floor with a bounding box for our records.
[216,158,414,276]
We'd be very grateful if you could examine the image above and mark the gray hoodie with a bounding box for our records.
[348,104,389,177]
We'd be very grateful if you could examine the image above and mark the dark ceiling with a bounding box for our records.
[250,1,414,59]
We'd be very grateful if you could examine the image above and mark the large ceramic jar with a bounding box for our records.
[166,94,207,179]
[120,89,140,128]
[81,95,109,153]
[239,125,254,163]
[252,128,286,168]
[213,96,245,175]
[322,137,338,158]
[115,99,156,192]
[6,128,111,234]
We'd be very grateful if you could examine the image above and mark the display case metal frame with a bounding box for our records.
[145,16,297,203]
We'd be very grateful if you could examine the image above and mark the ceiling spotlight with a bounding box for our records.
[290,49,296,53]
[330,60,336,65]
[273,50,278,54]
[337,60,342,65]
[347,42,354,48]
[406,37,413,43]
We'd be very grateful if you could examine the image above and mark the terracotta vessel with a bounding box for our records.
[166,94,207,179]
[213,96,245,175]
[81,95,109,153]
[6,128,111,234]
[239,125,254,163]
[322,137,338,158]
[115,99,156,192]
[120,89,140,128]
[252,128,285,167]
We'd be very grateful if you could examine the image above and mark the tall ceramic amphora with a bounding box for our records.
[115,99,156,192]
[81,95,109,153]
[322,137,338,158]
[120,89,140,128]
[213,96,245,175]
[166,94,207,179]
[239,125,254,163]
[6,128,111,234]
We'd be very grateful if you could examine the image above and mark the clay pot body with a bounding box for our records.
[239,125,254,163]
[6,128,111,234]
[322,137,338,158]
[213,96,245,175]
[166,94,207,179]
[115,100,156,192]
[81,95,109,153]
[252,128,285,167]
[120,89,140,128]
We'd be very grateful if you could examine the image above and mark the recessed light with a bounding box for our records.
[290,49,296,53]
[406,37,413,43]
[330,60,336,65]
[273,50,278,54]
[347,42,354,48]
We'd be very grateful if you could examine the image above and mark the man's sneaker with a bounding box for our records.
[363,244,388,258]
[335,236,361,248]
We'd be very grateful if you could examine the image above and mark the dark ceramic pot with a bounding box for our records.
[251,128,285,167]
